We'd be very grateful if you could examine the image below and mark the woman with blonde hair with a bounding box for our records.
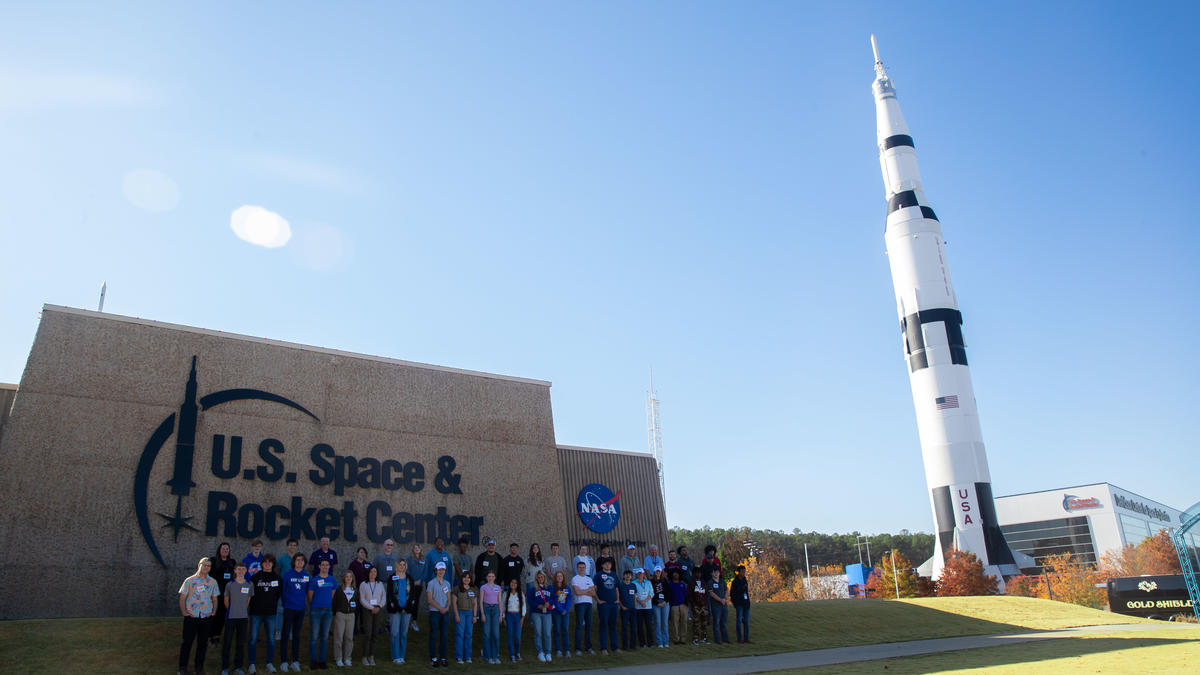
[332,570,358,666]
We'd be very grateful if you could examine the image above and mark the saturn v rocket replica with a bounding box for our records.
[871,36,1021,580]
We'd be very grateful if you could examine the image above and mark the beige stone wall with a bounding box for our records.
[0,306,571,618]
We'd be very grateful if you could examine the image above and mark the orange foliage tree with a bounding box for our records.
[1004,574,1045,599]
[1101,530,1182,577]
[1043,552,1106,609]
[936,549,998,596]
[865,551,919,598]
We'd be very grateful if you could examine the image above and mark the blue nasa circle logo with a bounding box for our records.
[577,483,621,533]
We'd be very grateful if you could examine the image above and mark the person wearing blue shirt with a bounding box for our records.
[643,545,665,575]
[633,568,653,648]
[280,553,310,672]
[242,540,264,579]
[425,537,453,584]
[617,570,638,651]
[307,559,337,669]
[592,560,620,655]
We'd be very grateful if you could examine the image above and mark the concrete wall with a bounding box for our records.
[0,306,572,618]
[0,383,16,440]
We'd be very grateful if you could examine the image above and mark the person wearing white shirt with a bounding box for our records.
[570,561,597,655]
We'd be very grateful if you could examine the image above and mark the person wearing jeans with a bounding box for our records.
[527,572,555,662]
[307,559,337,669]
[280,553,309,671]
[426,561,452,667]
[731,564,751,643]
[452,572,479,663]
[503,578,526,662]
[592,561,619,654]
[248,554,281,672]
[386,559,412,664]
[652,567,670,647]
[570,561,596,654]
[706,568,730,645]
[479,571,502,663]
[550,571,573,658]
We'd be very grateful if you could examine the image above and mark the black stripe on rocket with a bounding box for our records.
[887,190,939,222]
[931,483,1017,566]
[901,308,967,372]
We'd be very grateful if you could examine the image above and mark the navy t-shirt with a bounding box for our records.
[593,572,618,604]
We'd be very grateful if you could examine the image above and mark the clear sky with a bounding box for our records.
[2,2,1197,535]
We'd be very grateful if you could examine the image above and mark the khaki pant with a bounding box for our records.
[333,611,355,661]
[669,604,687,644]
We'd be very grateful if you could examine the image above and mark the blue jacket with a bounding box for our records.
[528,584,556,613]
[551,585,573,615]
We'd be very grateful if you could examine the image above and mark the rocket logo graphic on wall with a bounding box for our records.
[133,356,319,567]
[578,483,621,534]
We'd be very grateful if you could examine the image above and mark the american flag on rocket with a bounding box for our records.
[935,395,959,410]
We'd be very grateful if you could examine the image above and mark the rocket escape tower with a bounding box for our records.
[870,36,1021,581]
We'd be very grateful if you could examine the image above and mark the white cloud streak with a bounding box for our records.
[240,152,367,193]
[0,68,161,112]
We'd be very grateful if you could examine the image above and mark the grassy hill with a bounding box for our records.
[0,597,1160,674]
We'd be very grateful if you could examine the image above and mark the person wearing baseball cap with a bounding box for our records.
[474,539,502,586]
[426,561,451,667]
[619,545,641,580]
[632,568,653,648]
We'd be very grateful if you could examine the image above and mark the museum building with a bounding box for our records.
[0,305,667,619]
[995,483,1198,573]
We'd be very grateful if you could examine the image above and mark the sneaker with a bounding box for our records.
[431,658,439,667]
[235,669,246,675]
[537,653,545,663]
[440,659,448,667]
[266,665,278,673]
[574,650,581,656]
[222,670,230,675]
[466,658,472,663]
[275,632,282,641]
[692,640,698,645]
[393,659,402,664]
[544,654,551,662]
[336,659,344,667]
[587,649,595,655]
[412,623,420,632]
[703,638,710,644]
[600,650,608,656]
[292,662,301,672]
[516,654,522,661]
[279,664,290,673]
[345,658,353,666]
[250,666,257,674]
[457,658,464,664]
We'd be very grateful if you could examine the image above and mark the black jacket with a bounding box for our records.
[730,576,750,607]
[386,575,416,614]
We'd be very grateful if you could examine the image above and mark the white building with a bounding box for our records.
[994,483,1198,571]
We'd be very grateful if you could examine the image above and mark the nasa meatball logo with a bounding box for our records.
[134,356,320,567]
[578,483,621,533]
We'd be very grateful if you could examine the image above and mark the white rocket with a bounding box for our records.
[871,35,1021,580]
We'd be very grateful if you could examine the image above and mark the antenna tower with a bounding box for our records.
[646,370,665,509]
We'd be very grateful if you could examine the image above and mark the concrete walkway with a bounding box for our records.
[563,623,1197,674]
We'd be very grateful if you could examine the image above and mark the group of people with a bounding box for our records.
[177,537,751,674]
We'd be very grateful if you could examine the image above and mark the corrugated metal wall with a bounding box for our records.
[557,446,669,552]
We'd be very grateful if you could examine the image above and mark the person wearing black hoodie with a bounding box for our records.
[730,565,751,643]
[248,554,283,671]
[210,542,235,646]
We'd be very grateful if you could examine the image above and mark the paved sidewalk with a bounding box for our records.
[563,623,1197,674]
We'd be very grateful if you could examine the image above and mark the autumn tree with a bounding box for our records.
[936,549,998,596]
[866,550,920,598]
[915,575,938,597]
[1101,530,1182,577]
[1004,575,1045,599]
[1043,552,1106,609]
[743,557,786,602]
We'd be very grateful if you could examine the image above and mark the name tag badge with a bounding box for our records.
[350,601,356,608]
[318,580,325,587]
[468,591,475,597]
[628,590,635,595]
[483,561,489,567]
[508,561,514,567]
[365,563,371,567]
[224,573,231,579]
[240,587,249,594]
[744,593,749,600]
[386,566,393,571]
[393,575,400,581]
[271,581,280,587]
[302,577,309,583]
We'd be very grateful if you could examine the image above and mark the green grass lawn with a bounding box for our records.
[0,597,1165,674]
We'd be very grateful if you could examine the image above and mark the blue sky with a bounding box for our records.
[2,2,1197,535]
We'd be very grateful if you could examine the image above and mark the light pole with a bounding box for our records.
[889,550,900,599]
